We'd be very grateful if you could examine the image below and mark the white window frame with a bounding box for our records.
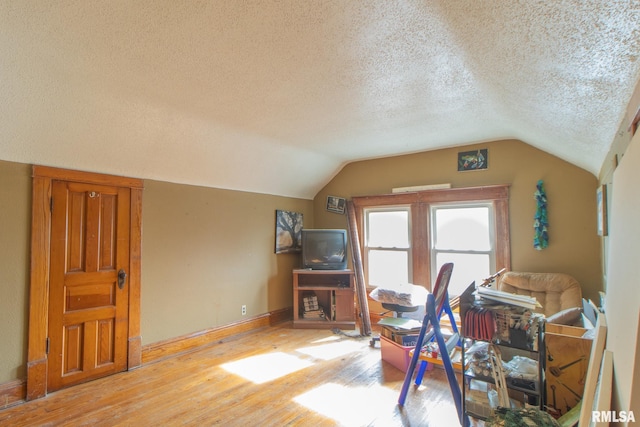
[352,185,511,294]
[430,202,496,291]
[363,206,412,287]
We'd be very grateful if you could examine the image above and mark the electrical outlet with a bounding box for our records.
[241,305,247,316]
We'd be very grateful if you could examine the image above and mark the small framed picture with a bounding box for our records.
[458,149,488,171]
[326,196,346,214]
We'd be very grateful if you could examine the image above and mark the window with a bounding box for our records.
[364,208,411,287]
[431,204,494,296]
[353,185,510,297]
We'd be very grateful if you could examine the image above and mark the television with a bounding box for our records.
[301,229,348,270]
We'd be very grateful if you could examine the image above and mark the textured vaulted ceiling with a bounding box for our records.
[1,1,640,199]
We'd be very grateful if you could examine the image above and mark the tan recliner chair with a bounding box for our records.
[496,271,583,324]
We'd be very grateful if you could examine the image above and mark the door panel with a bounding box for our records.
[48,181,130,391]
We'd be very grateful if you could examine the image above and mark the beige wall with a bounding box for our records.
[602,76,640,420]
[313,139,603,301]
[0,139,606,386]
[141,180,312,344]
[0,161,312,383]
[0,161,31,384]
[604,130,640,418]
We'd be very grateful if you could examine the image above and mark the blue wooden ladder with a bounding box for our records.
[413,296,459,386]
[397,291,469,427]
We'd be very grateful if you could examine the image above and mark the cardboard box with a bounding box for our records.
[380,335,416,373]
[545,323,593,417]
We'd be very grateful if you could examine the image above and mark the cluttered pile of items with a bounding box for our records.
[461,279,547,423]
[376,314,463,371]
[378,316,423,346]
[465,286,544,350]
[369,278,462,373]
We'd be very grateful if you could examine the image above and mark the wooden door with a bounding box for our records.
[47,180,131,391]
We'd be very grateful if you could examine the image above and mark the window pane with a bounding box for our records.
[434,207,490,251]
[367,211,409,248]
[435,253,490,297]
[368,250,409,287]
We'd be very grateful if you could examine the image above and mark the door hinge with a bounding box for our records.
[46,337,50,355]
[50,197,53,212]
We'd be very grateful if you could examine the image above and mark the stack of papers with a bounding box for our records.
[378,317,422,331]
[476,287,542,310]
[378,317,423,346]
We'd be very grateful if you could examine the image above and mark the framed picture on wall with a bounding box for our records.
[597,185,608,236]
[275,210,303,253]
[458,149,488,171]
[326,196,346,214]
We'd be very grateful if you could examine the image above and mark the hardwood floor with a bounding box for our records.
[0,323,477,426]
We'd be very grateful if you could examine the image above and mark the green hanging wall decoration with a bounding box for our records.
[533,180,548,250]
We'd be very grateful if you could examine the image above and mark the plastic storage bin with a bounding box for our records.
[380,335,415,373]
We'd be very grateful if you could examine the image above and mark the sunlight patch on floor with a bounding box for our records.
[310,335,341,344]
[294,382,400,426]
[296,339,368,361]
[424,399,461,425]
[220,352,313,384]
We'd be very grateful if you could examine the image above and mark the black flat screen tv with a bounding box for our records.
[301,229,348,270]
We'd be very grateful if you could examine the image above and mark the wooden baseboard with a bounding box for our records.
[0,308,295,404]
[141,308,293,365]
[0,379,26,409]
[269,307,293,325]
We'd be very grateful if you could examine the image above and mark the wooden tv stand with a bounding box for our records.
[292,269,356,329]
